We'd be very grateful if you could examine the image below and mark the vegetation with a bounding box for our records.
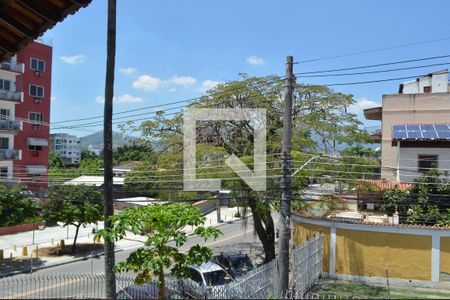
[97,203,222,299]
[382,168,450,226]
[121,74,369,262]
[43,185,103,252]
[0,184,39,227]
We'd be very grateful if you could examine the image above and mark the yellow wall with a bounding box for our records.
[293,223,330,272]
[336,229,432,281]
[441,237,450,282]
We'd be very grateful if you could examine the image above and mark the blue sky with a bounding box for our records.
[45,0,450,137]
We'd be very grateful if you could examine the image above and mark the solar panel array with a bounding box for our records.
[392,124,450,140]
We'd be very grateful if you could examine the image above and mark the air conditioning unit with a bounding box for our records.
[32,124,40,131]
[34,98,43,104]
[35,70,42,76]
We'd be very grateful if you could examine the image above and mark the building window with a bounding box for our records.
[0,167,8,178]
[28,145,42,151]
[30,58,45,72]
[418,154,438,173]
[29,84,44,98]
[0,109,10,119]
[423,86,432,93]
[0,79,11,91]
[29,112,43,124]
[0,137,9,149]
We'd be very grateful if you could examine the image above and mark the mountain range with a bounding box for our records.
[79,130,137,150]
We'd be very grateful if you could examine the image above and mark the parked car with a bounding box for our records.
[181,262,232,298]
[116,283,180,299]
[211,252,255,279]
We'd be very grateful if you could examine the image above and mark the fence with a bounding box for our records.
[0,235,323,299]
[0,273,137,299]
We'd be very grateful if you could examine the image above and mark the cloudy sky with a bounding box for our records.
[45,0,450,136]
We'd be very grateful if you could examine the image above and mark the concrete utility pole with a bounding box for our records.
[104,0,117,298]
[278,55,295,292]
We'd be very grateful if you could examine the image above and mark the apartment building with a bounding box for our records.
[364,70,450,183]
[0,41,51,192]
[50,133,81,166]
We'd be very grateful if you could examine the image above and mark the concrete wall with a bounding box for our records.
[398,147,450,182]
[293,215,450,284]
[402,72,448,94]
[381,93,450,181]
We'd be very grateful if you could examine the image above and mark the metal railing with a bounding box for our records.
[0,119,22,131]
[0,91,23,102]
[0,149,21,160]
[0,62,24,73]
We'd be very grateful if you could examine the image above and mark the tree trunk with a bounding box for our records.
[158,264,166,299]
[71,224,81,254]
[104,0,117,298]
[248,198,276,262]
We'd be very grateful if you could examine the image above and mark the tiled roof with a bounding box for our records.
[356,179,411,191]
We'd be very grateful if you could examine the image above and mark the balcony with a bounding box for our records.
[0,149,21,160]
[0,62,24,73]
[0,119,22,132]
[0,90,23,103]
[363,106,382,121]
[365,125,382,143]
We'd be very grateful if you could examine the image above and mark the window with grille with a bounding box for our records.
[418,154,438,173]
[29,112,43,123]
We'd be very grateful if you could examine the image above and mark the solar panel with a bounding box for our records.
[393,131,407,139]
[392,123,450,140]
[406,125,421,131]
[434,124,449,131]
[437,131,450,139]
[420,124,434,131]
[407,131,422,139]
[392,125,406,131]
[422,131,438,139]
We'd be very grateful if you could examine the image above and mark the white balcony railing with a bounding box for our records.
[0,91,23,102]
[0,119,22,131]
[0,149,21,160]
[0,62,24,73]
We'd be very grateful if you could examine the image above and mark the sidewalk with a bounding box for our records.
[0,206,244,275]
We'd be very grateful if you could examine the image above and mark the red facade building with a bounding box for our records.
[0,41,52,193]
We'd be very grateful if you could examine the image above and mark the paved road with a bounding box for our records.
[0,215,278,298]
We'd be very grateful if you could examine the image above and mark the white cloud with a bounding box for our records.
[169,88,177,93]
[96,94,143,104]
[117,94,144,103]
[198,80,222,93]
[348,97,380,114]
[169,75,197,86]
[51,96,56,102]
[60,54,86,64]
[246,55,265,66]
[119,67,137,75]
[132,75,162,92]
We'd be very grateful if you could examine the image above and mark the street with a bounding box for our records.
[0,216,276,299]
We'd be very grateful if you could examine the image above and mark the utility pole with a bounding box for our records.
[278,55,295,293]
[104,0,117,298]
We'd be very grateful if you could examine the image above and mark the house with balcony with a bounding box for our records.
[364,70,450,183]
[0,41,52,192]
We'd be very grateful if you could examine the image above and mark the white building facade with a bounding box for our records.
[0,56,24,182]
[50,133,81,166]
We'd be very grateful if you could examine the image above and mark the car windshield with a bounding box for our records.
[203,270,230,286]
[230,256,254,271]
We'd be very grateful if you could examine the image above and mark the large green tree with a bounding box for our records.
[0,184,38,227]
[43,185,103,252]
[134,75,367,262]
[97,203,222,299]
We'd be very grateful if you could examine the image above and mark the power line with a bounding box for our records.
[294,37,450,64]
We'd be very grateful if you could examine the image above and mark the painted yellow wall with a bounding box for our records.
[441,237,450,282]
[293,223,330,272]
[336,229,431,281]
